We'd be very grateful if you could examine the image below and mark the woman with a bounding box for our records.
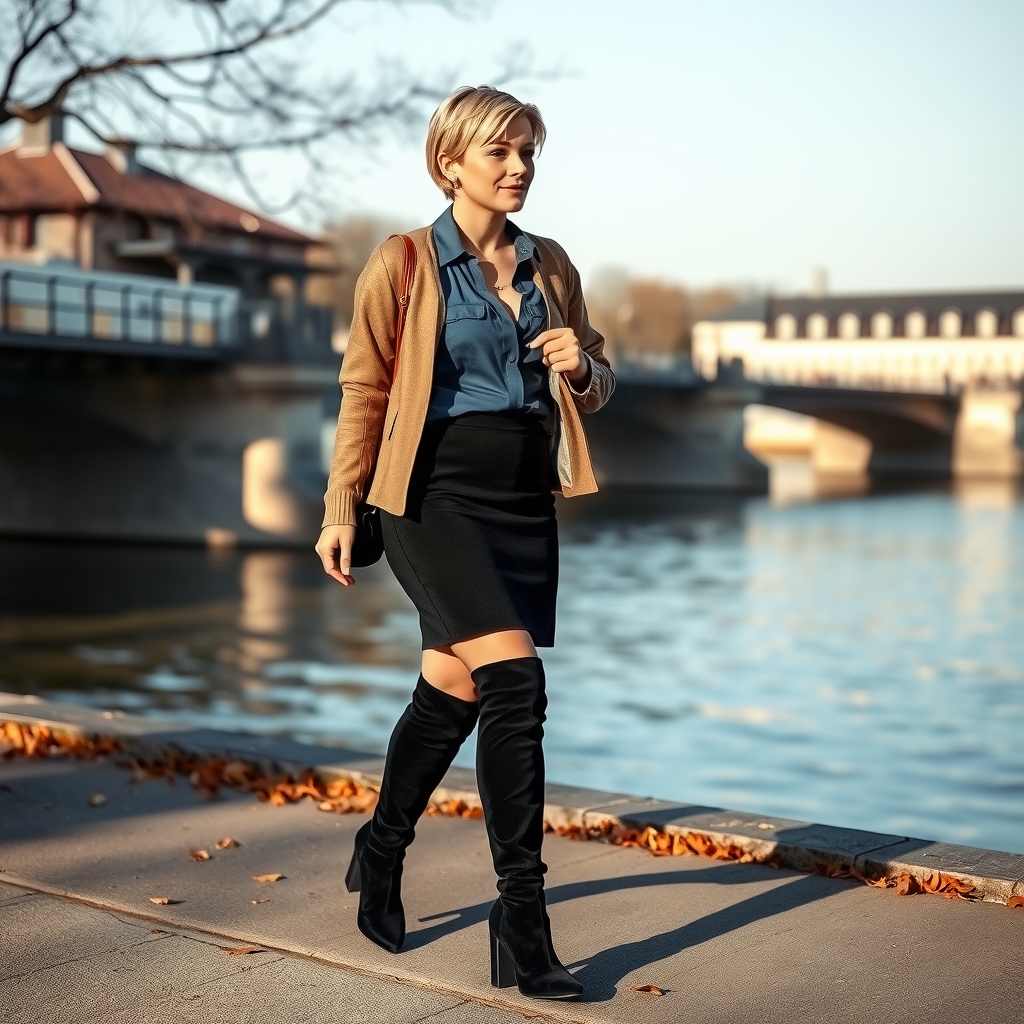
[316,85,614,1001]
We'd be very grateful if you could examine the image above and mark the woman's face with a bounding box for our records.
[442,114,535,212]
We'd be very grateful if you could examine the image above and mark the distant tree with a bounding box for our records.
[0,0,502,213]
[306,214,404,334]
[586,268,739,359]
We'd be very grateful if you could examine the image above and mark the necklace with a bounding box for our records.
[464,242,514,292]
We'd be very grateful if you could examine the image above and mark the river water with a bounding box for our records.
[2,478,1022,854]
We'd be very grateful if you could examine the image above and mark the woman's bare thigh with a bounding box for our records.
[421,629,537,702]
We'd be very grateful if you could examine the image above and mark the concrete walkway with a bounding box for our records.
[1,883,528,1024]
[1,699,1023,1023]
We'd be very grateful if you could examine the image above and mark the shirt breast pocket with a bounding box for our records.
[445,302,488,324]
[443,302,489,362]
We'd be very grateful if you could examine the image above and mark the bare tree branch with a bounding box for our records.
[0,0,546,215]
[0,0,79,114]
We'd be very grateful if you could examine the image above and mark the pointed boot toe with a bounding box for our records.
[348,821,407,953]
[356,906,405,954]
[517,966,583,1001]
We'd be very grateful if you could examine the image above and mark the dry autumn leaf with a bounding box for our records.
[215,837,239,850]
[1007,896,1024,909]
[219,945,262,956]
[148,897,180,905]
[631,984,666,995]
[424,797,483,819]
[251,898,270,905]
[895,873,920,896]
[188,849,211,862]
[252,873,284,883]
[88,792,107,807]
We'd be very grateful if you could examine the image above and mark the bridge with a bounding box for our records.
[7,276,1024,545]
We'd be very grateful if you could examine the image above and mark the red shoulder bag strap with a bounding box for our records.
[387,233,417,385]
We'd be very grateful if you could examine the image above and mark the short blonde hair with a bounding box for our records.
[426,86,546,200]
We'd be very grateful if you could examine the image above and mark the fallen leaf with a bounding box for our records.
[188,849,211,861]
[1008,896,1024,909]
[425,797,482,819]
[218,945,262,956]
[222,761,254,786]
[631,984,666,995]
[151,929,169,935]
[251,898,270,905]
[148,897,180,905]
[215,837,239,850]
[88,792,107,807]
[894,873,921,896]
[252,873,284,883]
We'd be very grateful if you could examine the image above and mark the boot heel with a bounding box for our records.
[344,848,361,893]
[490,928,516,988]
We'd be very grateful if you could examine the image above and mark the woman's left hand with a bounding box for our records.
[529,328,590,388]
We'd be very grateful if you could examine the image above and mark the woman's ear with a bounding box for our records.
[438,152,462,192]
[438,153,456,178]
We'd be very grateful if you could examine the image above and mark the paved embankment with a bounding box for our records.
[1,882,528,1024]
[1,692,1022,1024]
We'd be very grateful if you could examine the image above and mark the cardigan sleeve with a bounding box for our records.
[559,248,615,414]
[321,240,403,528]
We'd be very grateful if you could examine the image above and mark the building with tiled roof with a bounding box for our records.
[0,114,318,296]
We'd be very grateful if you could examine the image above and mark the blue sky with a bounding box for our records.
[47,0,1024,293]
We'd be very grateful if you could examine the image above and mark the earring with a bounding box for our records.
[448,175,461,190]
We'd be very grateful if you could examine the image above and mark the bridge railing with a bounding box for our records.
[0,263,239,352]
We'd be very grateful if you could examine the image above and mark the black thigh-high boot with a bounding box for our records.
[472,657,582,1001]
[345,675,478,953]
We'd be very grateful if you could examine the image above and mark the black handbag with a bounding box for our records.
[349,501,384,567]
[347,233,416,568]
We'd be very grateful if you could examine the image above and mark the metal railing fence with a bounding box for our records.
[0,264,238,350]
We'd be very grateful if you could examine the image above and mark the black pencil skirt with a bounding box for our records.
[381,412,558,650]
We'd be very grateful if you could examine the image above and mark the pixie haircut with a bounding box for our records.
[426,86,546,201]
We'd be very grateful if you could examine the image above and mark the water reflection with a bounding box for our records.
[1,477,1022,853]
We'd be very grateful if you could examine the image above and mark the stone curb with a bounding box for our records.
[3,693,1023,905]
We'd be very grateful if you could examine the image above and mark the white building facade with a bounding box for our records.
[693,292,1024,394]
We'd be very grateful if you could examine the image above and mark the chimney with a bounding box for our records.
[17,114,65,157]
[808,266,828,298]
[105,140,140,175]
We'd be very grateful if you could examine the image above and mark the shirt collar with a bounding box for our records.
[432,205,540,267]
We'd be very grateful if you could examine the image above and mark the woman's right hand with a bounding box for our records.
[315,525,357,586]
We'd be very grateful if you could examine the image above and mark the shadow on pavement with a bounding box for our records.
[569,872,837,1002]
[408,863,844,1003]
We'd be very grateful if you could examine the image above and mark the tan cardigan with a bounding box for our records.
[322,225,615,528]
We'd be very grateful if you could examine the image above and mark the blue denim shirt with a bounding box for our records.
[426,206,553,431]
